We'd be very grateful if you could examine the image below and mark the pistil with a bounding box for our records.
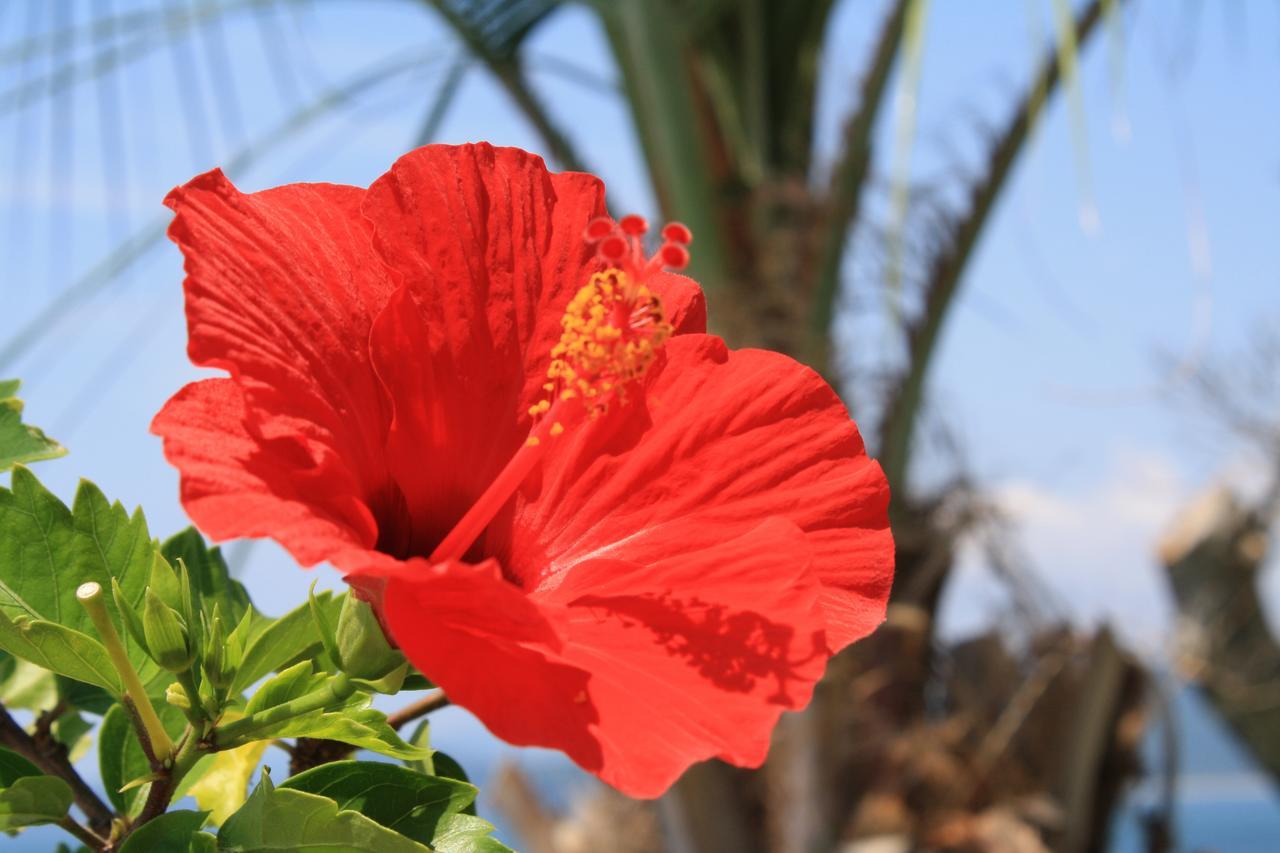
[427,214,692,565]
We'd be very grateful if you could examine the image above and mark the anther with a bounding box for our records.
[661,222,692,245]
[659,243,690,271]
[598,235,628,263]
[619,214,649,236]
[584,217,615,243]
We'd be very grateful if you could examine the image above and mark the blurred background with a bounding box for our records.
[2,0,1279,850]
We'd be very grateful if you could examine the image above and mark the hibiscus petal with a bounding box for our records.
[157,171,401,563]
[505,334,894,650]
[362,143,703,556]
[536,516,827,797]
[151,379,376,566]
[371,557,602,771]
[370,517,824,798]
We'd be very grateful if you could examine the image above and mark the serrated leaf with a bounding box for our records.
[0,746,73,830]
[0,469,161,689]
[219,774,429,852]
[187,739,269,825]
[0,611,121,692]
[118,809,210,852]
[230,593,341,695]
[0,380,66,471]
[279,761,505,851]
[99,702,188,815]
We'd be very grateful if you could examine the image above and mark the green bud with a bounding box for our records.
[335,596,404,680]
[165,680,191,712]
[148,551,184,612]
[202,605,236,690]
[111,577,149,653]
[143,589,194,673]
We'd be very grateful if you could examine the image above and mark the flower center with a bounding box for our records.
[428,215,692,565]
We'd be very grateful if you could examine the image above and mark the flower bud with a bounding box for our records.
[143,589,194,673]
[165,680,192,712]
[202,605,238,690]
[111,577,149,653]
[335,596,404,680]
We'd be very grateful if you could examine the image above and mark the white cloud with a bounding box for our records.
[939,448,1198,650]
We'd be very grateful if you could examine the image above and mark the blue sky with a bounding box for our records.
[2,0,1279,820]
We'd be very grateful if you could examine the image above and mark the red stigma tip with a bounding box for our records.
[659,242,690,270]
[661,222,692,245]
[583,217,615,243]
[599,235,628,262]
[619,214,649,236]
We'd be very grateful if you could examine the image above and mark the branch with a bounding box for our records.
[1160,486,1280,781]
[59,815,108,850]
[876,0,1113,491]
[0,703,115,836]
[387,691,451,731]
[806,0,911,362]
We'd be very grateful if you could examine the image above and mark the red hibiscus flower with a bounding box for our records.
[152,143,893,797]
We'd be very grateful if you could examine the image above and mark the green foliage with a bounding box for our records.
[0,467,482,850]
[99,702,189,815]
[118,810,211,853]
[218,773,431,852]
[160,528,251,625]
[280,761,508,852]
[228,662,424,760]
[0,380,66,471]
[0,747,73,830]
[0,468,161,691]
[229,594,341,695]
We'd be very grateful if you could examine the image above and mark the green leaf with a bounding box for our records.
[99,702,187,814]
[279,761,507,851]
[218,773,430,852]
[52,709,95,762]
[404,720,470,789]
[118,809,210,852]
[236,662,424,760]
[0,379,66,471]
[0,611,121,692]
[251,704,425,761]
[230,592,342,694]
[160,528,251,625]
[0,746,73,830]
[0,748,41,784]
[0,469,161,689]
[0,657,57,710]
[0,775,73,830]
[56,673,115,715]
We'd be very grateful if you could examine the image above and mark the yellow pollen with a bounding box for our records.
[544,269,672,416]
[550,421,564,436]
[526,436,540,447]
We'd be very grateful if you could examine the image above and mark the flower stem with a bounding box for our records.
[214,673,354,747]
[77,582,175,762]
